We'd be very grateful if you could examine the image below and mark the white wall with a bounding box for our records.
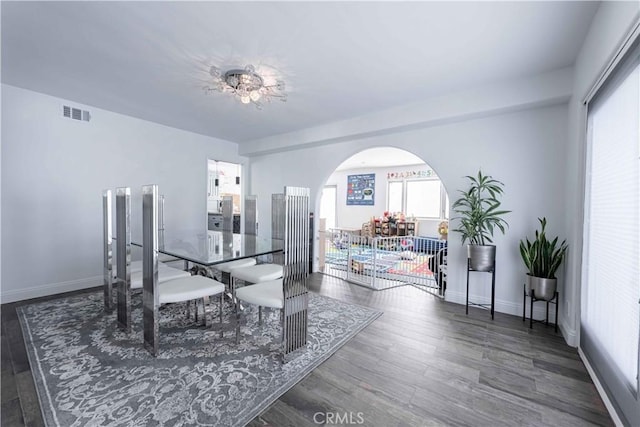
[241,67,572,156]
[563,2,639,347]
[324,168,382,229]
[249,103,568,320]
[0,82,3,298]
[1,84,242,302]
[324,163,445,236]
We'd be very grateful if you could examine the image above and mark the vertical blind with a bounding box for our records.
[582,36,640,425]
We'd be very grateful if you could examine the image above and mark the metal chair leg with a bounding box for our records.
[230,276,237,305]
[219,293,224,324]
[259,306,263,325]
[202,296,210,327]
[235,298,241,344]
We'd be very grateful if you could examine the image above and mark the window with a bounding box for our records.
[581,31,639,426]
[407,180,440,218]
[387,178,448,219]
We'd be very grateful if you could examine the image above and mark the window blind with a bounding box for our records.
[582,36,640,425]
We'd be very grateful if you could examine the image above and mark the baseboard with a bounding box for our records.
[1,276,102,304]
[578,347,624,427]
[445,290,552,319]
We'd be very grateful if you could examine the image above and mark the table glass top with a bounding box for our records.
[131,231,283,266]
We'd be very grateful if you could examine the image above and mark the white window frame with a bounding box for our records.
[387,178,448,220]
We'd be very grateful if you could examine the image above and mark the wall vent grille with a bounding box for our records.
[62,105,91,122]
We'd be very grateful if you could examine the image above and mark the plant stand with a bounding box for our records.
[465,258,495,319]
[522,284,558,332]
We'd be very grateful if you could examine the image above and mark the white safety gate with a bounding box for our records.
[322,229,447,297]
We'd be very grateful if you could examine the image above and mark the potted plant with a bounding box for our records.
[452,170,510,271]
[519,217,568,300]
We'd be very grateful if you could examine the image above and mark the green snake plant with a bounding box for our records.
[519,217,568,279]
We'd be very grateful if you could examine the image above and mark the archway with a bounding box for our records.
[318,147,450,297]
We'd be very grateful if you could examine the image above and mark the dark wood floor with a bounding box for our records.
[2,274,612,426]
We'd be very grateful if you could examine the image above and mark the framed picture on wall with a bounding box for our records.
[347,173,375,205]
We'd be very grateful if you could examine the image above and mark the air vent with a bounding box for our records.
[62,105,91,122]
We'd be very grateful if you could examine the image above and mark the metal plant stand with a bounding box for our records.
[465,258,496,319]
[523,284,558,332]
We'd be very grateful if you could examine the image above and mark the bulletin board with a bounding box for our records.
[347,173,375,205]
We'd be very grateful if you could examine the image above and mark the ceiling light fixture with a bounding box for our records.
[205,64,287,109]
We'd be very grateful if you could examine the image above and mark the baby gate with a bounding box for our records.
[322,229,446,297]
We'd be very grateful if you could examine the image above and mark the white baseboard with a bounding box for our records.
[578,347,624,427]
[1,276,102,304]
[445,290,553,319]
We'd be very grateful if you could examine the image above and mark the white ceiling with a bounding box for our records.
[1,1,599,144]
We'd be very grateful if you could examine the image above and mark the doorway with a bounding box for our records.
[207,160,242,233]
[318,147,449,297]
[320,186,337,230]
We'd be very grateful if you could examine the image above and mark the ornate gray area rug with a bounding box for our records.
[18,291,381,426]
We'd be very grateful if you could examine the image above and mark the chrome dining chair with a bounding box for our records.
[230,263,283,320]
[104,189,193,313]
[233,188,310,363]
[139,184,227,356]
[110,187,226,339]
[213,257,257,291]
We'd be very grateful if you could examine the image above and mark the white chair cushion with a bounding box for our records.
[231,264,283,283]
[216,258,257,273]
[130,265,191,290]
[235,279,284,309]
[159,275,225,304]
